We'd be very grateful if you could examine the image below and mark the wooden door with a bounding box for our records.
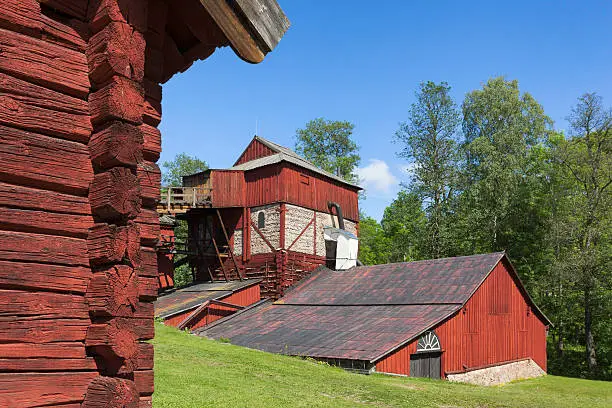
[410,352,441,379]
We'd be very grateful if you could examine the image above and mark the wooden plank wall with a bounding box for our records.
[211,170,246,207]
[375,260,548,377]
[234,138,275,165]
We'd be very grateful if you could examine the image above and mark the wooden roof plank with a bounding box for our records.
[233,0,290,52]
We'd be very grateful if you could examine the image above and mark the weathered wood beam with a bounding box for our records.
[81,376,139,408]
[0,261,91,294]
[233,0,290,52]
[0,207,93,238]
[0,230,89,267]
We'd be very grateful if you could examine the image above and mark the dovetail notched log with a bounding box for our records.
[89,121,144,169]
[89,167,141,221]
[87,22,145,85]
[0,125,93,194]
[88,0,148,34]
[0,27,89,99]
[133,370,154,396]
[0,372,98,408]
[138,247,158,277]
[137,161,161,206]
[89,76,144,126]
[86,317,153,374]
[138,276,158,301]
[87,265,139,317]
[142,93,161,127]
[0,260,91,294]
[134,208,160,247]
[88,222,141,266]
[139,124,161,161]
[0,230,89,267]
[81,376,139,408]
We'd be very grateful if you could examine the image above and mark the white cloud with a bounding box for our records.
[356,159,399,194]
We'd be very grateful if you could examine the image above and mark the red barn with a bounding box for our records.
[201,253,551,384]
[0,0,288,406]
[160,136,362,298]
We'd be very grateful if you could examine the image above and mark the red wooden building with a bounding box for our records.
[0,1,288,406]
[201,253,551,382]
[162,136,362,298]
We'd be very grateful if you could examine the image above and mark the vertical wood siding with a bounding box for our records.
[211,170,246,207]
[376,260,548,376]
[234,138,275,165]
[244,165,282,207]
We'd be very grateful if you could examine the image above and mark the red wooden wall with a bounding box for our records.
[376,260,548,376]
[234,138,275,165]
[211,170,246,207]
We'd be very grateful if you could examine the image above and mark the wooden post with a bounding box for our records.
[215,209,243,280]
[279,203,286,250]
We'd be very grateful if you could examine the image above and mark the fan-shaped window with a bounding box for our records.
[257,211,265,229]
[416,331,441,352]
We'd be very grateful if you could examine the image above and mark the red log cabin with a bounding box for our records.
[158,136,362,299]
[201,253,551,383]
[0,0,289,406]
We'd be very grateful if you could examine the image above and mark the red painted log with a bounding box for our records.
[135,208,160,247]
[138,276,158,301]
[0,125,93,195]
[89,167,141,220]
[40,0,89,20]
[88,222,141,266]
[0,0,40,35]
[87,22,145,85]
[0,342,87,359]
[81,376,139,408]
[0,207,93,238]
[0,230,89,267]
[0,28,89,99]
[135,342,153,370]
[139,396,153,408]
[0,317,89,343]
[137,161,161,206]
[0,372,98,408]
[0,182,90,215]
[133,370,154,396]
[0,261,91,294]
[0,289,88,319]
[142,93,161,127]
[41,7,88,51]
[89,122,144,169]
[145,0,167,45]
[88,0,149,34]
[87,265,139,317]
[140,123,161,161]
[89,76,144,126]
[0,357,97,372]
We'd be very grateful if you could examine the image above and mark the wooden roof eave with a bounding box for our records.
[198,0,290,64]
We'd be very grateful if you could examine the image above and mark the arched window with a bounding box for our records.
[257,211,265,229]
[416,331,441,352]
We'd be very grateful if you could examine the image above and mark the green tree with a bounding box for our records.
[357,214,391,265]
[395,81,460,258]
[381,191,426,262]
[459,77,552,278]
[162,153,208,186]
[295,118,360,183]
[555,93,611,373]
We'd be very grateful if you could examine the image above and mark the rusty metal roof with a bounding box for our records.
[155,280,261,319]
[200,253,509,361]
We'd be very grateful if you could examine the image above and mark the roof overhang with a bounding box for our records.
[163,0,290,81]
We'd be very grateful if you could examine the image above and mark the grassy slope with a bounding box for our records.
[153,324,611,408]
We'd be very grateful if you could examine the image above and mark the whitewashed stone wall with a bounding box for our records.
[285,204,316,254]
[250,204,281,254]
[233,229,242,256]
[446,359,545,386]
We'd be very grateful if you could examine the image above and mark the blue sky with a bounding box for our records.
[159,0,612,221]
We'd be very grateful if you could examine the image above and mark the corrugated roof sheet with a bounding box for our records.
[200,253,508,361]
[230,136,362,190]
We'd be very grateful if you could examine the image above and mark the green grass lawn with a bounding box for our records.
[153,323,611,408]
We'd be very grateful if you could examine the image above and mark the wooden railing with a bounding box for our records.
[159,186,212,211]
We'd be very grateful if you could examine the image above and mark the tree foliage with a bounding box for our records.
[161,153,209,186]
[295,118,360,183]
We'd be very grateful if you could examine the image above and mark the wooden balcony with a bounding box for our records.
[158,186,212,214]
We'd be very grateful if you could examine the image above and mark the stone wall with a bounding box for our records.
[233,229,243,256]
[250,204,281,254]
[315,212,357,257]
[285,204,315,253]
[446,359,545,386]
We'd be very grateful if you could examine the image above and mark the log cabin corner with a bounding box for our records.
[0,0,289,406]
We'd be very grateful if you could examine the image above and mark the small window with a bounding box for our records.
[416,331,441,352]
[300,174,310,185]
[257,211,265,229]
